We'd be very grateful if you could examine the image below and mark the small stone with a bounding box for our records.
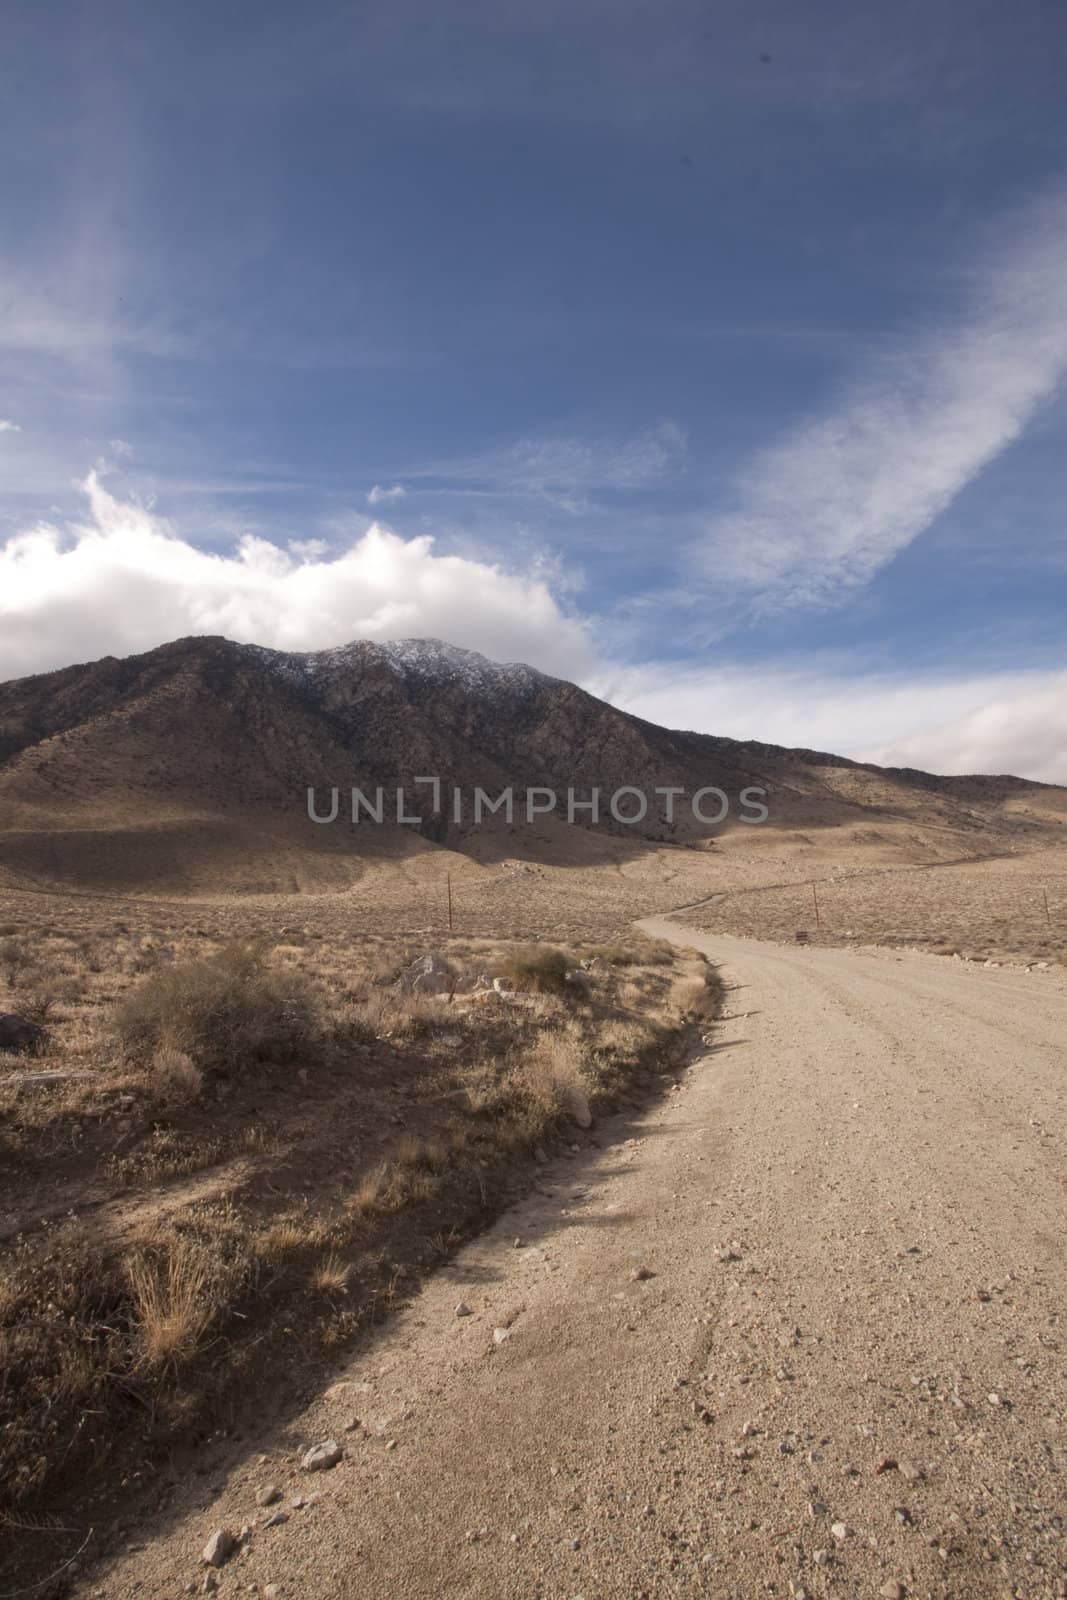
[879,1584,906,1599]
[874,1457,898,1475]
[830,1521,850,1542]
[264,1588,280,1600]
[256,1486,281,1507]
[454,1301,473,1317]
[630,1266,655,1282]
[264,1511,289,1528]
[301,1440,343,1472]
[808,1501,827,1519]
[290,1496,307,1509]
[894,1507,912,1525]
[492,1327,511,1345]
[202,1529,236,1568]
[813,1550,830,1567]
[898,1461,923,1484]
[987,1392,1003,1407]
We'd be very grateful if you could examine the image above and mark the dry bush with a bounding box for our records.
[113,941,323,1077]
[669,971,709,1016]
[521,1029,590,1125]
[125,1237,216,1370]
[499,946,574,996]
[0,935,31,986]
[148,1044,203,1103]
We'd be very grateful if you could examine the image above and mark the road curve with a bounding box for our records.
[87,927,1067,1600]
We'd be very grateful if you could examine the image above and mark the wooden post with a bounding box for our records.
[446,872,454,933]
[812,881,821,929]
[1043,887,1051,926]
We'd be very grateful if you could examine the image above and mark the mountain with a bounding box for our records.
[0,635,1063,895]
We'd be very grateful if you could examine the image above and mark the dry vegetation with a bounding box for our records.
[683,846,1067,967]
[0,896,720,1557]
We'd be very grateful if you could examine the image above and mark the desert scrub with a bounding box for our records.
[521,1028,592,1126]
[113,941,323,1077]
[498,945,575,996]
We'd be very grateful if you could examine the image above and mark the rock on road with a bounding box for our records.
[87,925,1067,1600]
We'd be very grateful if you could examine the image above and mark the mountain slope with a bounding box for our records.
[0,635,1063,894]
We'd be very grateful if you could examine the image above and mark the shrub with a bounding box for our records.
[113,942,322,1077]
[521,1030,591,1126]
[499,946,574,996]
[149,1044,203,1103]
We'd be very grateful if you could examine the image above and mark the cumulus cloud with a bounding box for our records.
[0,420,21,433]
[367,483,406,505]
[702,189,1067,609]
[0,473,594,682]
[595,661,1067,783]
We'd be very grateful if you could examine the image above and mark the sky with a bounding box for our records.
[2,0,1067,780]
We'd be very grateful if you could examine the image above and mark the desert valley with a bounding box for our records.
[0,636,1064,1598]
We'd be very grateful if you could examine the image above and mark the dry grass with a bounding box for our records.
[311,1252,351,1295]
[126,1237,216,1370]
[0,899,719,1573]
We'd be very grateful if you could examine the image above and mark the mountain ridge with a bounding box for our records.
[0,634,1063,894]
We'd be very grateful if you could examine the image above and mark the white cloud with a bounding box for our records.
[367,483,406,505]
[0,473,594,682]
[0,420,21,434]
[594,661,1067,784]
[701,190,1067,609]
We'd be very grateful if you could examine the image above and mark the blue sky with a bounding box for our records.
[2,0,1067,777]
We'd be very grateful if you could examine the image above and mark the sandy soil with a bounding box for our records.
[75,921,1067,1600]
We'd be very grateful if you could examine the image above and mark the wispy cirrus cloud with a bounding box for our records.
[421,419,687,502]
[700,189,1067,610]
[0,420,21,434]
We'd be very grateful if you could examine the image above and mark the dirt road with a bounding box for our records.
[84,927,1067,1599]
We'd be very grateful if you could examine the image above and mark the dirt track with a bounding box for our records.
[84,925,1067,1600]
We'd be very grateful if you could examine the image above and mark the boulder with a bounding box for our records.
[397,954,454,995]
